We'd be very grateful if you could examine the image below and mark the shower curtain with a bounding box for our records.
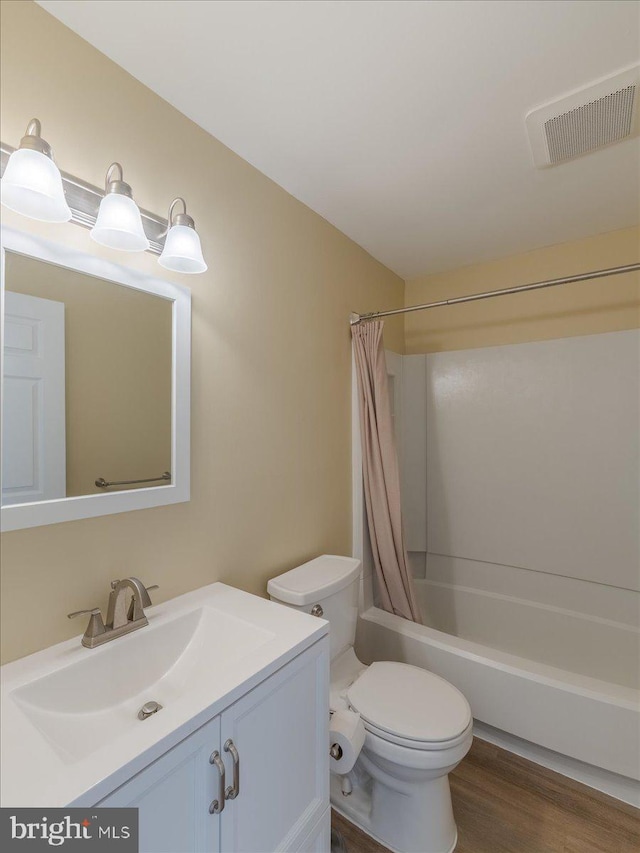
[352,320,421,623]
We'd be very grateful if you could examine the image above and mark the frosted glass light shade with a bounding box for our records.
[90,193,149,252]
[158,224,207,274]
[1,148,71,222]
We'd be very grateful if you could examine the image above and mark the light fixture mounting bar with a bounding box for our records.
[0,143,167,255]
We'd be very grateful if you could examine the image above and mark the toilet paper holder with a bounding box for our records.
[329,743,343,761]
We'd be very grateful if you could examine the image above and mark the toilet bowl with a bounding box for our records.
[342,657,472,853]
[268,555,473,853]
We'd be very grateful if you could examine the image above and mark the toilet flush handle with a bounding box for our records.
[310,604,324,617]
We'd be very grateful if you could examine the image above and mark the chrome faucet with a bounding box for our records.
[68,577,158,648]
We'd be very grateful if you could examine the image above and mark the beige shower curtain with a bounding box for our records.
[352,320,421,623]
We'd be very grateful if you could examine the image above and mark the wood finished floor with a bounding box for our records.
[331,738,640,853]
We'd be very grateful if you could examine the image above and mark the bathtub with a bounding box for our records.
[350,347,640,803]
[356,587,640,801]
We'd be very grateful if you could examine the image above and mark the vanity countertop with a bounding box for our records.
[1,582,328,807]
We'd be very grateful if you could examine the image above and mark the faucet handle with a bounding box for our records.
[67,608,106,647]
[68,607,102,619]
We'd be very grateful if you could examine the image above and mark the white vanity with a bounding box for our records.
[1,583,330,853]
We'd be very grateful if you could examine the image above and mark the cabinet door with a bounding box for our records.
[97,715,221,853]
[220,637,329,853]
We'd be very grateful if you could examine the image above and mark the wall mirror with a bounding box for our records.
[0,227,190,531]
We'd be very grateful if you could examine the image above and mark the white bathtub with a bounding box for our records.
[356,601,640,801]
[351,346,640,804]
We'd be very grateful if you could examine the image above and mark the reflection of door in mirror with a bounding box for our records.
[2,291,66,504]
[2,252,173,504]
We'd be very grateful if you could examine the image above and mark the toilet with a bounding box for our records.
[268,555,473,853]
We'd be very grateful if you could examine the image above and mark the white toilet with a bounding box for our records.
[268,555,473,853]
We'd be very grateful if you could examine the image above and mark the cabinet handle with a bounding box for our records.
[224,739,240,800]
[209,750,226,814]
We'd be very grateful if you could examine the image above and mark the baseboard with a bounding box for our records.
[473,720,640,808]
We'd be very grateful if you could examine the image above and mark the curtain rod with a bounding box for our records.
[349,263,640,325]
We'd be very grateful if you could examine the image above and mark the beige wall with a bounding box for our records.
[0,1,404,663]
[405,227,640,354]
[6,252,172,497]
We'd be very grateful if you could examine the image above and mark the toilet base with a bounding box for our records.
[330,772,458,853]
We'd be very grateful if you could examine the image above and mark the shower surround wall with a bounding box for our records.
[396,329,639,690]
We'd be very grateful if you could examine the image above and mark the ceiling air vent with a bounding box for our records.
[525,66,640,168]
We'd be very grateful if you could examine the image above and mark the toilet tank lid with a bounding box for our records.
[267,555,361,606]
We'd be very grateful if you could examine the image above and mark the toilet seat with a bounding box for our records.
[347,661,472,750]
[362,717,473,752]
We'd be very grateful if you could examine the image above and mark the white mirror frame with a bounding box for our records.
[0,226,191,531]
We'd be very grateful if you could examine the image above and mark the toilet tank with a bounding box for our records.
[267,555,361,661]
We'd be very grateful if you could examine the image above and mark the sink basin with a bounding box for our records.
[1,582,327,806]
[12,606,274,762]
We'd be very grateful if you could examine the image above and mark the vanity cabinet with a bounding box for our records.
[97,637,330,853]
[96,715,220,852]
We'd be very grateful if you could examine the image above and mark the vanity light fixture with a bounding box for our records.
[1,121,207,273]
[90,162,150,252]
[158,197,207,274]
[0,119,71,223]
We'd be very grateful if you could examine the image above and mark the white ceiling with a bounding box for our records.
[37,1,640,279]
